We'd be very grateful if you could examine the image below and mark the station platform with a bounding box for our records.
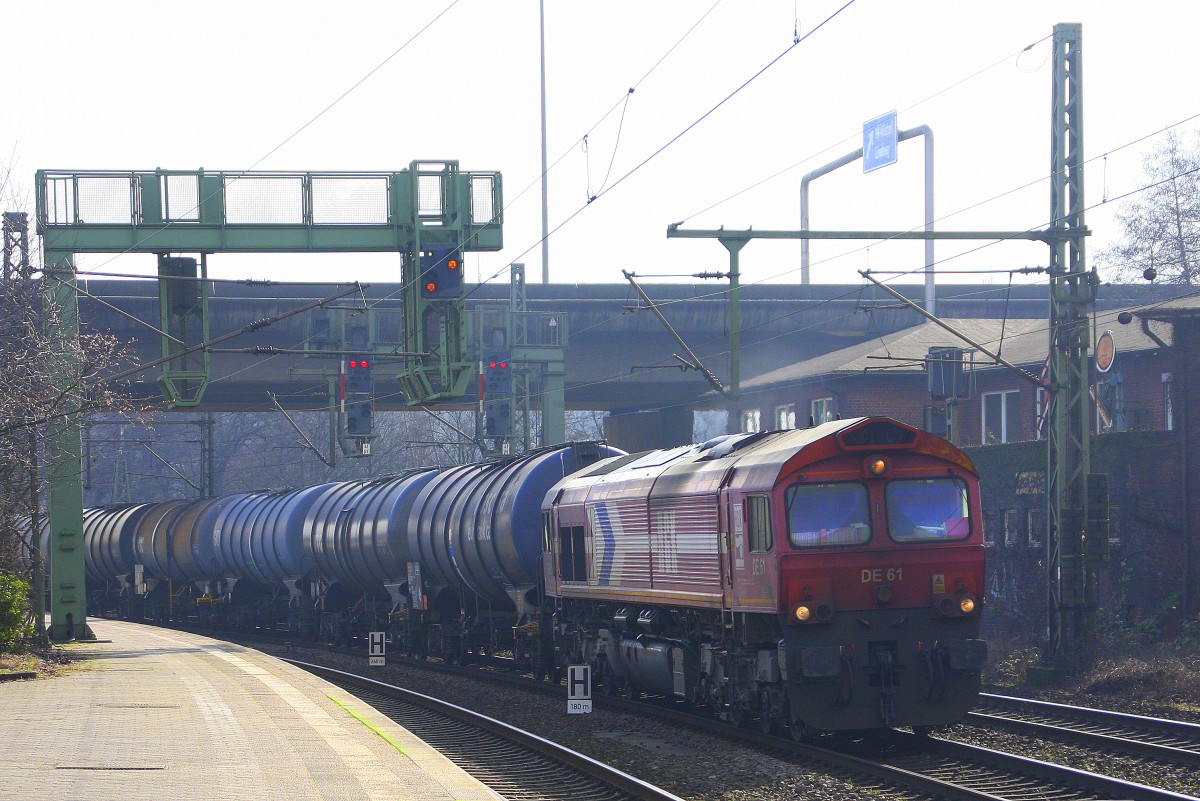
[0,619,502,801]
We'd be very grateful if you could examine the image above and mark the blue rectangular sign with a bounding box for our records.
[863,111,899,173]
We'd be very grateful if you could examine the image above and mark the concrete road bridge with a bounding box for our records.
[80,279,1167,414]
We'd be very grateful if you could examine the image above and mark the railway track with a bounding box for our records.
[593,687,1198,801]
[968,693,1200,767]
[177,626,1200,801]
[285,659,687,801]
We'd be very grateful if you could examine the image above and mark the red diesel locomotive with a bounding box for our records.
[541,417,987,735]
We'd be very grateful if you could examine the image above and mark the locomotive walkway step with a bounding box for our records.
[0,619,502,800]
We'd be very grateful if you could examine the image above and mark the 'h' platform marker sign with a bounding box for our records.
[567,664,592,714]
[369,632,386,666]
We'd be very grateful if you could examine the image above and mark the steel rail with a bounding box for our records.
[283,659,687,801]
[970,693,1200,767]
[918,737,1199,801]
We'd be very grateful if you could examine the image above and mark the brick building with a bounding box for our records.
[718,304,1197,638]
[724,313,1174,447]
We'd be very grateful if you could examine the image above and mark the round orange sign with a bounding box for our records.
[1095,330,1116,373]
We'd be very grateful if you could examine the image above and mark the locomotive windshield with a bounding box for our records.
[885,478,970,542]
[786,482,870,547]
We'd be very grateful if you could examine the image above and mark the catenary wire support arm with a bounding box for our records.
[859,270,1043,386]
[269,392,333,468]
[139,442,200,492]
[622,270,726,395]
[64,279,187,347]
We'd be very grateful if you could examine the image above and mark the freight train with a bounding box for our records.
[61,416,986,735]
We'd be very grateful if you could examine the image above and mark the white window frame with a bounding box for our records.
[741,408,761,433]
[981,389,1020,444]
[1035,387,1048,440]
[1163,372,1174,431]
[811,397,835,426]
[775,403,796,430]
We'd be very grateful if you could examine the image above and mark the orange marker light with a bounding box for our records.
[447,259,459,270]
[869,458,887,475]
[425,281,437,292]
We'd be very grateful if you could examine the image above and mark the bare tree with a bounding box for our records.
[0,169,139,620]
[1099,131,1200,284]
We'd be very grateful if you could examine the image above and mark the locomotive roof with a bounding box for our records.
[549,417,970,505]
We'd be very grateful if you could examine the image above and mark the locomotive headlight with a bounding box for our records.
[959,596,977,614]
[863,456,889,477]
[793,605,812,622]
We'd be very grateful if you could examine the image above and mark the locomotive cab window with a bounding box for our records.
[747,495,773,552]
[785,482,870,547]
[559,526,587,581]
[885,478,970,542]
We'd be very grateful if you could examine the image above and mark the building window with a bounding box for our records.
[983,509,1001,547]
[982,390,1021,444]
[811,397,835,426]
[775,404,796,430]
[1026,507,1044,548]
[1096,372,1125,432]
[741,409,761,433]
[1004,509,1021,547]
[1164,372,1174,431]
[923,405,948,436]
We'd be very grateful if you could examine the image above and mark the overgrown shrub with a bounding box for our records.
[0,573,32,650]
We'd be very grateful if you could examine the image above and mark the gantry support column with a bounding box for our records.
[43,250,91,641]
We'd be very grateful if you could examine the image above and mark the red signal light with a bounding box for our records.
[488,361,497,368]
[349,359,358,368]
[447,258,459,270]
[360,359,369,368]
[425,281,437,292]
[499,361,507,368]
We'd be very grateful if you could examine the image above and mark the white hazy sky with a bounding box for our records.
[4,1,1197,290]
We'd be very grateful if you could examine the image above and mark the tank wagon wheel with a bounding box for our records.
[624,681,641,702]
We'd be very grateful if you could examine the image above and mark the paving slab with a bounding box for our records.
[0,619,503,801]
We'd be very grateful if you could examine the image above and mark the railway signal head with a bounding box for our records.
[345,398,374,436]
[484,398,512,438]
[483,348,512,397]
[420,244,464,299]
[344,355,373,395]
